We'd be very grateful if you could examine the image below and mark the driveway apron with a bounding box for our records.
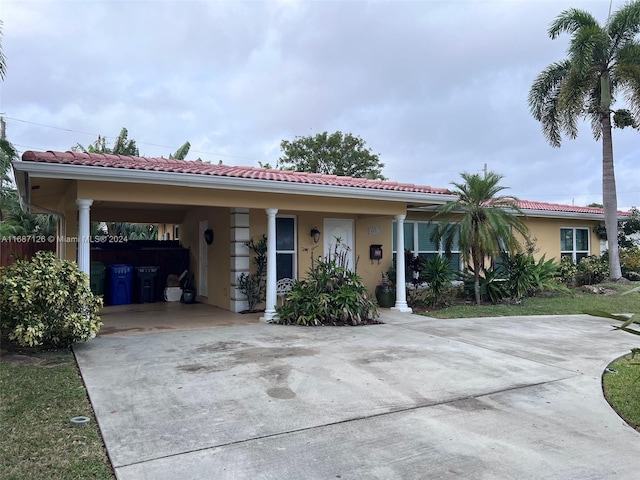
[73,313,640,479]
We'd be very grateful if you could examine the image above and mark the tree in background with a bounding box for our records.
[528,1,640,281]
[434,172,530,306]
[277,131,386,179]
[73,127,139,156]
[0,20,6,81]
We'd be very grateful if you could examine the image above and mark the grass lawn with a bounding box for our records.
[603,354,640,432]
[0,348,114,480]
[421,283,640,319]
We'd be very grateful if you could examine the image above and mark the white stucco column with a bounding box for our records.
[261,208,278,322]
[76,198,93,276]
[392,214,412,313]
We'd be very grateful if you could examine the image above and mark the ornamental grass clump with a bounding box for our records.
[0,251,102,348]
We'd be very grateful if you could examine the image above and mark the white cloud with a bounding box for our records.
[2,0,639,207]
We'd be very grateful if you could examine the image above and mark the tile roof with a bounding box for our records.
[19,151,623,217]
[515,200,607,215]
[20,150,452,195]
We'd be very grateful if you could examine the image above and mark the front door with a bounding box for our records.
[323,218,355,271]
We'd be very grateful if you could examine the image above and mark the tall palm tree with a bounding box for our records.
[434,172,530,306]
[528,1,640,281]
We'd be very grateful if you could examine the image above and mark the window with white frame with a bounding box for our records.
[276,216,297,280]
[560,227,590,263]
[392,221,462,279]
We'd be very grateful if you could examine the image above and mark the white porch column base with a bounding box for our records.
[393,214,412,313]
[76,198,93,276]
[260,208,278,323]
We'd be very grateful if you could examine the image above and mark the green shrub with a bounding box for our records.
[620,246,640,280]
[277,255,379,326]
[423,255,455,307]
[0,251,102,348]
[459,267,507,304]
[238,234,267,312]
[504,253,565,300]
[576,255,609,285]
[559,256,577,284]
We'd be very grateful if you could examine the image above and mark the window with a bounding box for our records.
[276,216,296,280]
[560,227,590,263]
[392,221,462,279]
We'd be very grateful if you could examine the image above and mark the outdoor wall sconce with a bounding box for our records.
[204,228,214,245]
[310,227,321,244]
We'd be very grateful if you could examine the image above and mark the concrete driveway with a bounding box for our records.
[74,312,640,479]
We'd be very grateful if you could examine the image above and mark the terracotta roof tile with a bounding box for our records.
[19,151,623,216]
[21,150,452,195]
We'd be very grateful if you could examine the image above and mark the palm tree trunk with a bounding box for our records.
[601,111,623,280]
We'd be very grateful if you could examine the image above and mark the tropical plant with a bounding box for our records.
[423,255,455,307]
[504,253,566,301]
[102,222,157,240]
[0,251,102,348]
[620,246,640,280]
[576,255,609,285]
[238,234,267,312]
[73,127,140,156]
[0,20,6,81]
[559,256,578,284]
[528,1,640,281]
[277,242,378,326]
[277,131,386,179]
[433,171,530,305]
[459,267,507,304]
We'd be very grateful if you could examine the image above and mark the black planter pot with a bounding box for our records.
[375,285,396,308]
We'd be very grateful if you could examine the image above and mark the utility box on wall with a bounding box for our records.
[369,244,383,261]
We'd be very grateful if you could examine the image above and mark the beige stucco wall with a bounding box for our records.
[246,209,394,299]
[180,206,231,309]
[522,217,601,261]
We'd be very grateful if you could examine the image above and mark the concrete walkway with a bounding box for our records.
[73,312,640,479]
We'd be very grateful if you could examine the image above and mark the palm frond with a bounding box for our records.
[607,0,640,48]
[549,8,599,39]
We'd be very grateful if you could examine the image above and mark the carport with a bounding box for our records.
[98,303,261,337]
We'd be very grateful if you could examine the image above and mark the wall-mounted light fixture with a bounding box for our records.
[310,226,321,244]
[204,228,214,245]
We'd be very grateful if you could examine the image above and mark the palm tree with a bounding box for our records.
[434,172,530,305]
[0,20,6,81]
[528,1,640,281]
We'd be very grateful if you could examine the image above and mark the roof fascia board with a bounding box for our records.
[12,161,456,204]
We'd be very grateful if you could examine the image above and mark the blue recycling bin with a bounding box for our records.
[108,264,133,305]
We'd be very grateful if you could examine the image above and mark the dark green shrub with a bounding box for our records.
[504,253,566,300]
[620,247,640,280]
[0,251,102,348]
[576,255,609,285]
[423,255,455,307]
[459,267,507,304]
[277,256,379,326]
[238,234,267,312]
[559,256,577,284]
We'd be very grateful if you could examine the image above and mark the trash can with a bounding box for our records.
[135,266,159,303]
[90,262,106,296]
[108,264,134,305]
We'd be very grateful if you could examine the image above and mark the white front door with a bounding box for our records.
[198,220,208,297]
[323,218,355,271]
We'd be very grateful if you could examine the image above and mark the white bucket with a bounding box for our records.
[164,287,183,302]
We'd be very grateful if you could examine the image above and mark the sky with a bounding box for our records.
[1,0,638,208]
